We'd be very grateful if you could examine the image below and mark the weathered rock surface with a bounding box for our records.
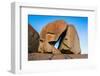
[67,54,88,59]
[52,54,65,59]
[58,24,81,54]
[28,53,88,60]
[28,53,52,60]
[28,24,40,53]
[40,20,68,42]
[38,20,81,54]
[38,20,68,54]
[38,41,61,54]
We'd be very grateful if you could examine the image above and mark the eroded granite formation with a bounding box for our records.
[28,20,82,60]
[38,20,81,54]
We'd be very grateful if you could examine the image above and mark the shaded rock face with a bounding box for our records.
[38,20,81,54]
[58,24,81,54]
[28,24,40,53]
[38,20,68,54]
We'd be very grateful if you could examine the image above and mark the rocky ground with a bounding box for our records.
[28,53,88,61]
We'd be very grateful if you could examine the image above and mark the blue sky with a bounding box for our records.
[28,15,88,54]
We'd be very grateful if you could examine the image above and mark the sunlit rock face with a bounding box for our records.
[58,24,81,54]
[28,24,40,53]
[40,20,68,42]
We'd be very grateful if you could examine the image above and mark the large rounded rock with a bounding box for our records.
[28,24,40,53]
[38,20,68,54]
